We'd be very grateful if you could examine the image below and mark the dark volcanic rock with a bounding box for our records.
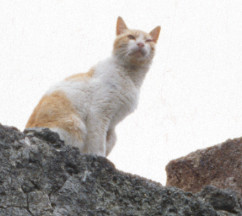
[198,186,242,214]
[0,124,241,215]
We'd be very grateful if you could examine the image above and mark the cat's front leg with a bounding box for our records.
[85,116,109,157]
[106,128,117,156]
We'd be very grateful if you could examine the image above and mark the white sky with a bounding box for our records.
[0,0,242,184]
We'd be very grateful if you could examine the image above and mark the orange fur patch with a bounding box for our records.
[65,68,95,81]
[26,90,82,141]
[116,16,128,35]
[149,26,161,43]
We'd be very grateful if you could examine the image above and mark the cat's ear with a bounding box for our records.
[116,16,128,36]
[149,26,161,43]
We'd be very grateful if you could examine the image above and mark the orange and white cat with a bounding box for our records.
[26,17,160,157]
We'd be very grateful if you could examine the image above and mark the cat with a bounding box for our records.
[26,17,160,157]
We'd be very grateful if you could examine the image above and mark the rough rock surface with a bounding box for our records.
[166,137,242,200]
[0,124,241,216]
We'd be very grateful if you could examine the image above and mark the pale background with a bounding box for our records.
[0,0,242,184]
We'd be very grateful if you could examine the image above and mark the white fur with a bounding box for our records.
[47,55,150,156]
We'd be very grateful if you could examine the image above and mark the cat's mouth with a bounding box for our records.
[129,48,147,58]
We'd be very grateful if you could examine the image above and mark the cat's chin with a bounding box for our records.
[133,51,145,57]
[129,50,148,60]
[113,48,152,66]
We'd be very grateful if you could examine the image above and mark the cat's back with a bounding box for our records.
[26,57,138,130]
[61,57,137,103]
[25,67,95,129]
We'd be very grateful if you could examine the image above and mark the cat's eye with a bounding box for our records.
[127,35,135,40]
[146,39,153,43]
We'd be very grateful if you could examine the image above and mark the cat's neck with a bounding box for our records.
[112,55,151,88]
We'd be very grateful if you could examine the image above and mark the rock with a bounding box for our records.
[166,137,242,203]
[0,124,241,215]
[198,186,241,214]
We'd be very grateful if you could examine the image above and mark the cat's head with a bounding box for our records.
[113,17,160,67]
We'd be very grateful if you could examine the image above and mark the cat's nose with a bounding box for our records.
[137,42,144,48]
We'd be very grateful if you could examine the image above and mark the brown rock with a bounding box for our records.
[166,137,242,197]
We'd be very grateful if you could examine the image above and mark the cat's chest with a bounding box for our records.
[97,75,139,125]
[96,73,139,111]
